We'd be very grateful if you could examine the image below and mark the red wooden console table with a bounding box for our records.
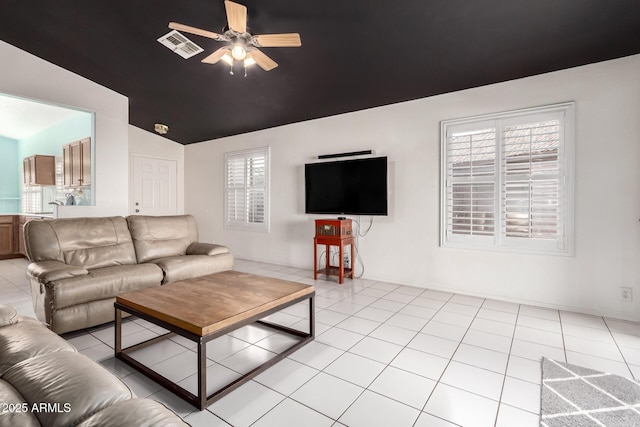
[313,219,354,284]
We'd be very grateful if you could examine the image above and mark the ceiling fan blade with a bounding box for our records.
[225,1,247,33]
[250,49,278,71]
[253,33,301,47]
[169,22,222,40]
[201,48,229,64]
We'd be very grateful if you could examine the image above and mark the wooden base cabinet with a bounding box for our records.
[0,215,49,259]
[0,216,14,257]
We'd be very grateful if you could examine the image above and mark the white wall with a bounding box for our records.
[0,40,129,217]
[185,54,640,321]
[128,125,185,214]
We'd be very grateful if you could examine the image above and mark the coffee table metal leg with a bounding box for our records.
[309,296,315,337]
[115,307,122,354]
[197,338,207,410]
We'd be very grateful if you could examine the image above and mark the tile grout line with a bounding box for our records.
[602,316,636,380]
[559,310,568,364]
[493,301,522,427]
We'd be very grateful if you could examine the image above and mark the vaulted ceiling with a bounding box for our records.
[1,1,639,144]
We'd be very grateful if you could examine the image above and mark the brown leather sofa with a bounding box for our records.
[0,304,188,427]
[24,215,233,334]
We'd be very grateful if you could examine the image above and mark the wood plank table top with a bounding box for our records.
[116,271,315,336]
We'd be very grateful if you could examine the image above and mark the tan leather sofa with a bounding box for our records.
[24,215,233,334]
[0,304,188,427]
[126,215,234,284]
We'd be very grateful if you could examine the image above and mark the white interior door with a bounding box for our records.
[131,155,177,216]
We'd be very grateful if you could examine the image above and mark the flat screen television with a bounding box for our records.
[305,156,388,216]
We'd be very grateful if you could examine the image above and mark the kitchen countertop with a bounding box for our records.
[0,212,55,218]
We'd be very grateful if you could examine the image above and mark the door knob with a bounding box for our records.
[135,209,140,213]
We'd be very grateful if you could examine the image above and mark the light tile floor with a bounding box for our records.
[3,257,640,426]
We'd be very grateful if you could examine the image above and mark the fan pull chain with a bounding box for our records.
[244,63,248,77]
[229,64,234,75]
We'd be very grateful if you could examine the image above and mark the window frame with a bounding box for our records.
[223,146,270,233]
[440,102,575,256]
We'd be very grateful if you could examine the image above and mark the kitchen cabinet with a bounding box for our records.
[0,215,49,258]
[0,216,14,256]
[23,155,55,186]
[62,144,71,186]
[63,137,91,188]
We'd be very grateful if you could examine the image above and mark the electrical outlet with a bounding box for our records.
[620,287,633,302]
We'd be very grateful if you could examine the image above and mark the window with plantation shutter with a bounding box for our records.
[441,103,574,255]
[447,124,497,239]
[224,147,269,232]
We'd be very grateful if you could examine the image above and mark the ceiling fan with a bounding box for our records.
[168,0,301,73]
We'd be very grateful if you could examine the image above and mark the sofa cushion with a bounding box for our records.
[3,352,133,427]
[187,242,230,256]
[0,317,75,376]
[47,264,163,309]
[154,253,235,284]
[127,215,199,263]
[24,216,138,269]
[0,305,17,327]
[0,379,40,427]
[76,398,189,427]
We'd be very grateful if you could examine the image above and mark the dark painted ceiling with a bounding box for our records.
[1,1,639,144]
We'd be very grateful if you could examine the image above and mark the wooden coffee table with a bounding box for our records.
[114,271,315,410]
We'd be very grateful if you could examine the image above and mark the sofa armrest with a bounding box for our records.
[186,242,230,256]
[27,260,89,283]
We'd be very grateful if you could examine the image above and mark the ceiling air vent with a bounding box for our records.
[157,30,203,59]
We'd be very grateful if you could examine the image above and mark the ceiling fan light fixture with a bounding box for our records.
[231,44,246,60]
[244,56,256,67]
